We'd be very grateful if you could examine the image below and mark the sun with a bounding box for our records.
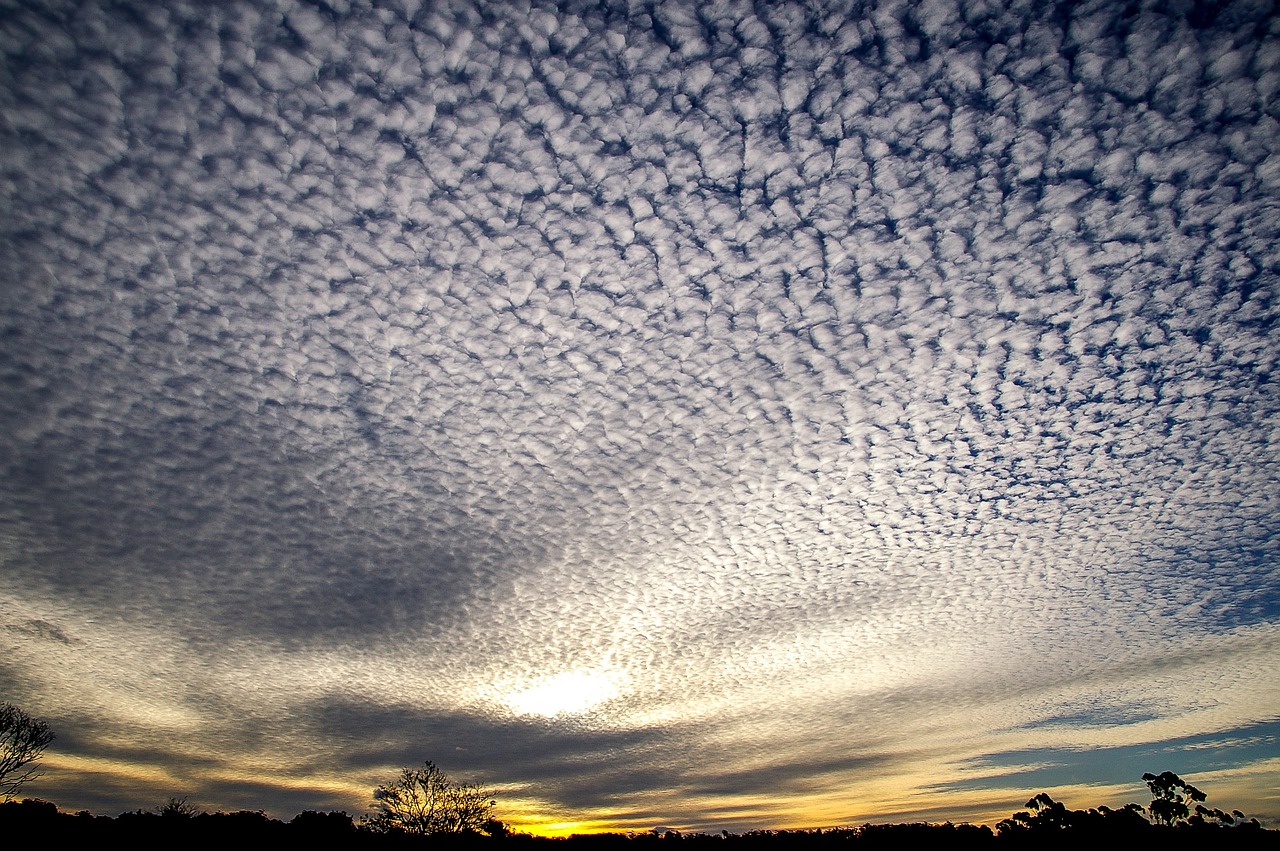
[506,670,622,717]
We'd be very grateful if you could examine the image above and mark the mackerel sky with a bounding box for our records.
[2,0,1278,833]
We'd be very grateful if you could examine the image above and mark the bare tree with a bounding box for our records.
[366,760,496,836]
[0,703,55,800]
[438,780,500,833]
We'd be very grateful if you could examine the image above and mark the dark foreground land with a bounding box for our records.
[2,798,1276,850]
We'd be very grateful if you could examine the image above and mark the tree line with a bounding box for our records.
[2,702,1274,846]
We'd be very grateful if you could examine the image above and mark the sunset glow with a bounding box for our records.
[3,0,1278,833]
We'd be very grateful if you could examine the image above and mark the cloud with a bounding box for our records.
[2,0,1278,830]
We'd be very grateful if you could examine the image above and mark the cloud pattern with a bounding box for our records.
[2,0,1279,831]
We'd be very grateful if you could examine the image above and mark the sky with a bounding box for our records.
[1,0,1278,835]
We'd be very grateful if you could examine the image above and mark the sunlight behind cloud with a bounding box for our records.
[506,670,623,717]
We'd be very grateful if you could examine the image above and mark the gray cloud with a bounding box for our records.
[3,0,1278,831]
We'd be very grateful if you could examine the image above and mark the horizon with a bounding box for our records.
[3,0,1278,836]
[4,763,1273,836]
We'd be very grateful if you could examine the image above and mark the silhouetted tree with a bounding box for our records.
[0,703,55,800]
[156,796,201,818]
[996,792,1076,834]
[291,808,357,838]
[366,760,496,836]
[198,808,287,842]
[859,821,993,848]
[995,771,1271,844]
[997,792,1161,839]
[1089,803,1151,833]
[1143,770,1264,831]
[1143,770,1206,826]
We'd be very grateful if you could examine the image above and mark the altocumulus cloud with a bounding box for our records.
[2,0,1279,832]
